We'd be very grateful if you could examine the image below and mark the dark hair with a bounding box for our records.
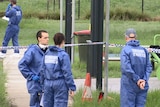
[36,30,48,41]
[10,0,17,4]
[53,33,65,45]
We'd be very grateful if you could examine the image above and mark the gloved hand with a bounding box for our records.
[6,3,12,12]
[32,75,40,81]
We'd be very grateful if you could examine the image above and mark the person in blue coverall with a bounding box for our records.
[120,28,152,107]
[18,30,49,107]
[0,0,22,58]
[42,32,76,107]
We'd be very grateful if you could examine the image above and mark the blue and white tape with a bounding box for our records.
[0,42,159,54]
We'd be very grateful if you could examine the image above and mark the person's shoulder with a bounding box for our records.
[140,46,148,53]
[48,45,56,49]
[12,5,22,11]
[58,48,66,53]
[121,45,132,53]
[27,44,38,50]
[25,44,41,55]
[122,45,130,50]
[28,44,36,47]
[61,51,70,59]
[56,48,68,57]
[17,5,22,11]
[49,46,64,52]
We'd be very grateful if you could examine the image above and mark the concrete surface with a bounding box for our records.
[2,49,160,107]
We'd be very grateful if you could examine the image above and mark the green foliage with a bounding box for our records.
[110,7,151,21]
[23,11,61,20]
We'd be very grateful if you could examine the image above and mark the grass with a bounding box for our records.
[73,89,120,107]
[1,19,160,78]
[72,89,160,107]
[0,60,10,107]
[0,0,160,20]
[0,0,160,106]
[146,90,160,107]
[1,19,160,46]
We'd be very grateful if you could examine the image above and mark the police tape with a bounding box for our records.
[0,42,160,53]
[0,42,106,50]
[65,41,106,47]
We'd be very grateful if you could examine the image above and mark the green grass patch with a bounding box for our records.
[73,90,120,107]
[73,90,160,107]
[1,19,160,78]
[0,0,160,106]
[0,60,10,107]
[0,0,160,20]
[146,90,160,107]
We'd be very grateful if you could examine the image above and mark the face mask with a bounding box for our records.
[39,44,48,50]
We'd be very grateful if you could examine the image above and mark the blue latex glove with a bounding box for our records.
[32,75,40,81]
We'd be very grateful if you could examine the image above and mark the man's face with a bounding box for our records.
[38,32,49,45]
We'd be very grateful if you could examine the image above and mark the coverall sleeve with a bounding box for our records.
[61,54,76,91]
[18,50,34,80]
[5,4,12,12]
[143,50,152,81]
[120,49,140,83]
[5,8,13,17]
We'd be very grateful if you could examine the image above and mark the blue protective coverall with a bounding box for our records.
[18,44,45,107]
[2,4,22,53]
[120,40,152,107]
[42,46,76,107]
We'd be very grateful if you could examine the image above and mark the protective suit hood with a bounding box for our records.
[27,44,40,51]
[13,6,21,11]
[49,46,64,52]
[126,40,140,47]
